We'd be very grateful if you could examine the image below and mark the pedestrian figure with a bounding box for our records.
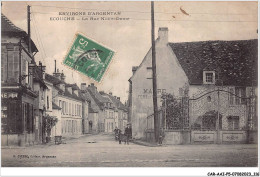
[124,123,132,145]
[114,127,119,141]
[158,127,165,146]
[118,129,123,144]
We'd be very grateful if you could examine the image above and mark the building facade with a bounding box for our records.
[45,71,83,138]
[128,27,257,143]
[79,83,91,134]
[128,28,188,139]
[87,83,115,133]
[1,14,46,146]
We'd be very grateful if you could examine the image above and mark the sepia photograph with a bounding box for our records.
[0,0,259,176]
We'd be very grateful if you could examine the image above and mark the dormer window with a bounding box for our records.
[206,73,213,82]
[203,71,215,84]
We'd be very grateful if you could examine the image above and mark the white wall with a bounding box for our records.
[130,29,188,139]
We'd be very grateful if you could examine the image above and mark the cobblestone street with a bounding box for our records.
[1,134,258,167]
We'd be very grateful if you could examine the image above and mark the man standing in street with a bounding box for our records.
[124,123,132,145]
[114,127,119,141]
[158,127,165,146]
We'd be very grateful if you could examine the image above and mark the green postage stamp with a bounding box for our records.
[63,33,115,82]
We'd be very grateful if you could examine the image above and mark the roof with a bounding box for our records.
[1,14,38,53]
[89,107,99,113]
[169,39,258,86]
[45,73,65,85]
[79,90,91,102]
[45,73,83,101]
[33,66,48,89]
[101,93,127,111]
[52,102,61,110]
[64,89,83,101]
[87,86,113,110]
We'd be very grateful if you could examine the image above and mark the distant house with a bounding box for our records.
[45,70,83,138]
[32,63,48,144]
[101,92,128,132]
[128,27,257,143]
[86,83,115,133]
[79,83,91,134]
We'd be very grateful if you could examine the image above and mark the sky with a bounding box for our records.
[1,1,258,102]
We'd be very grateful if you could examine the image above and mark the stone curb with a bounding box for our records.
[132,140,159,147]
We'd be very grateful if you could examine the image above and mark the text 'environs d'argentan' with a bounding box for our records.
[49,11,130,21]
[58,11,122,16]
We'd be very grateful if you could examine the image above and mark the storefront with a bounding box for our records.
[1,89,37,146]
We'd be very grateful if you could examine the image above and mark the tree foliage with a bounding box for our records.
[162,93,184,130]
[43,114,58,137]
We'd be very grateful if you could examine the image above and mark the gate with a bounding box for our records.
[145,86,257,144]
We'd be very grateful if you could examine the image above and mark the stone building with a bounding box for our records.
[1,13,46,146]
[128,27,257,143]
[101,92,128,132]
[79,83,91,134]
[45,70,83,137]
[32,63,48,144]
[86,83,115,133]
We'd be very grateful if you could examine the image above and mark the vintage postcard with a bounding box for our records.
[1,1,258,176]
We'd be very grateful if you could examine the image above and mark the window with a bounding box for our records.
[229,88,234,105]
[1,47,7,82]
[75,104,76,116]
[229,87,246,105]
[146,67,152,79]
[227,116,239,130]
[66,102,68,115]
[203,71,215,84]
[72,103,74,116]
[206,73,213,83]
[79,105,81,116]
[21,53,29,85]
[47,96,49,109]
[8,51,20,83]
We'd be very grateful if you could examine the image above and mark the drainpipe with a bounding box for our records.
[19,39,22,85]
[216,88,220,144]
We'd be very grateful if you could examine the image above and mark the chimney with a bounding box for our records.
[53,68,61,80]
[88,83,97,94]
[73,89,79,96]
[132,66,138,75]
[117,97,120,101]
[54,60,56,73]
[109,92,112,95]
[72,85,79,96]
[81,83,86,90]
[67,86,72,94]
[61,71,65,81]
[158,27,168,44]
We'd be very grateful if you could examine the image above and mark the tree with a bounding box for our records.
[162,93,184,130]
[43,114,58,143]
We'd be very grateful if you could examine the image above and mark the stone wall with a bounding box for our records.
[189,86,250,130]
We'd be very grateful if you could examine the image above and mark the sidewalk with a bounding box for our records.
[132,139,159,147]
[1,134,87,149]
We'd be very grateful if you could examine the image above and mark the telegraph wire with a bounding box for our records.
[32,10,47,59]
[31,11,257,23]
[31,8,48,66]
[30,4,257,16]
[31,15,45,62]
[31,14,47,60]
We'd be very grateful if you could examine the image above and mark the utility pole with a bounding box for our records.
[151,1,159,142]
[27,5,31,55]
